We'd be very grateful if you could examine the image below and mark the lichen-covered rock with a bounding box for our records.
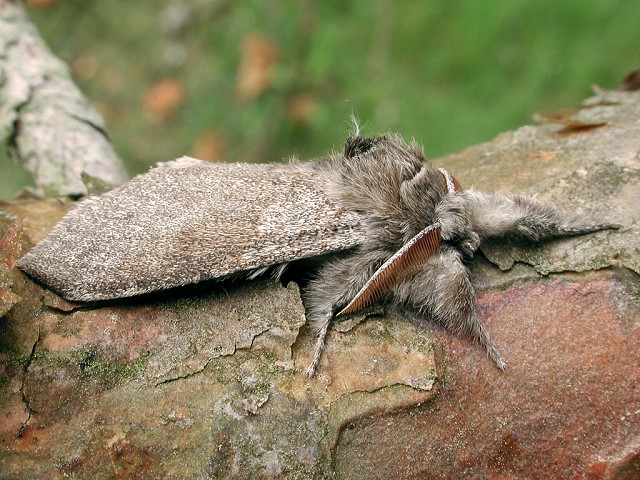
[1,88,639,479]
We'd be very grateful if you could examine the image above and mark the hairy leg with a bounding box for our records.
[302,249,390,376]
[438,189,618,244]
[393,245,506,370]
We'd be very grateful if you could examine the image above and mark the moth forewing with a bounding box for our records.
[17,158,365,301]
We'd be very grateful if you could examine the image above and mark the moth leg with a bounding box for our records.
[305,316,330,377]
[505,193,619,240]
[302,250,388,377]
[440,190,619,243]
[393,245,506,370]
[434,192,481,259]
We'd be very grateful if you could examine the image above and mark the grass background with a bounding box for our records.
[1,0,639,197]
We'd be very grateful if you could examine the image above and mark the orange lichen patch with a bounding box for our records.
[0,396,30,441]
[1,200,70,245]
[530,150,558,162]
[39,306,164,360]
[13,423,54,452]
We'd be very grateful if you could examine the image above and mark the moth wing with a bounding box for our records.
[18,157,364,301]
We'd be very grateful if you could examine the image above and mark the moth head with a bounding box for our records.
[342,134,431,187]
[343,136,376,159]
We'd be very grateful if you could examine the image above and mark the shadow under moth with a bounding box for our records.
[17,134,618,376]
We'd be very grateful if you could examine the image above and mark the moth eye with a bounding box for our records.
[344,136,375,159]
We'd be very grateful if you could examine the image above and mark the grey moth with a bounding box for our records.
[17,134,617,376]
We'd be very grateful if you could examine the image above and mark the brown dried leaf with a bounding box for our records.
[236,35,279,101]
[534,110,607,135]
[26,0,58,8]
[619,67,640,91]
[287,93,319,122]
[72,54,99,81]
[144,78,184,120]
[100,67,124,93]
[189,131,226,162]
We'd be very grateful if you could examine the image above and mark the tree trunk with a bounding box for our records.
[0,0,127,197]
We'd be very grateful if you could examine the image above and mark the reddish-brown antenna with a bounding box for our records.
[338,169,461,316]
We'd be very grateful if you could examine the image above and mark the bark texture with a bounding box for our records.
[0,88,638,479]
[0,0,127,196]
[0,4,639,476]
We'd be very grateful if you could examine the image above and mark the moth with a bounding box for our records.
[17,134,617,376]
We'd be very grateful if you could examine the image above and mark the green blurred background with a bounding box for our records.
[1,0,639,197]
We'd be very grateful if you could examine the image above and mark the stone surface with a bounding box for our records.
[334,271,640,479]
[442,89,640,278]
[1,88,639,479]
[0,198,439,478]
